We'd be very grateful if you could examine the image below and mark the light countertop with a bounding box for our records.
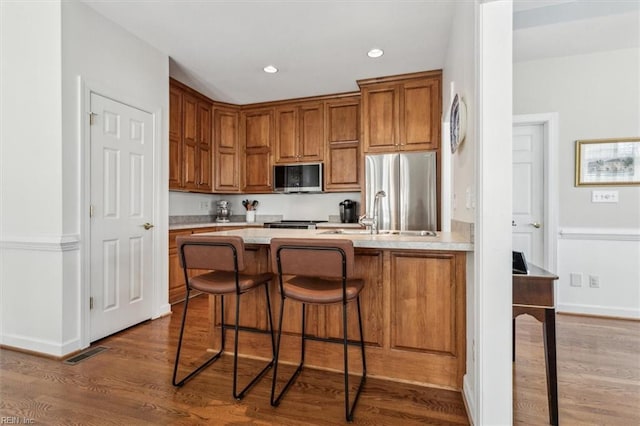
[197,228,473,252]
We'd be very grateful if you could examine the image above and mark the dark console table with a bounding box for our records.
[513,264,559,425]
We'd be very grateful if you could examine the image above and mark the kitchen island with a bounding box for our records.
[195,228,472,390]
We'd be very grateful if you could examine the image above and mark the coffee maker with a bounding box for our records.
[339,200,358,223]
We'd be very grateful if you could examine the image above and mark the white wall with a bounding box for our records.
[0,0,169,356]
[442,1,479,421]
[1,1,66,353]
[514,48,640,318]
[474,1,513,424]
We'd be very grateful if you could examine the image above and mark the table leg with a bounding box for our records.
[512,317,516,362]
[543,308,558,425]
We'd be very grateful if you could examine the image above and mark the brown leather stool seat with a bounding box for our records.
[269,238,366,422]
[172,235,275,400]
[282,276,364,304]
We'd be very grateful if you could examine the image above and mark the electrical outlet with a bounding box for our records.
[200,201,209,210]
[589,275,600,288]
[592,190,618,203]
[570,273,582,287]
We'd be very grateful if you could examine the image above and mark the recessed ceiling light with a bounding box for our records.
[367,48,384,58]
[263,65,278,73]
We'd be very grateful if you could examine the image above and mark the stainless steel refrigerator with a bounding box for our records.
[364,152,437,231]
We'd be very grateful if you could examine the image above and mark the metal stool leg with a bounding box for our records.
[232,284,275,400]
[172,292,225,387]
[344,296,367,422]
[270,298,305,406]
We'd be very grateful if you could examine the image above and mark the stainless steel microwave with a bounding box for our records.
[273,162,323,193]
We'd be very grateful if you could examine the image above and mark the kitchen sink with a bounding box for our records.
[384,230,437,237]
[319,229,372,235]
[319,229,437,237]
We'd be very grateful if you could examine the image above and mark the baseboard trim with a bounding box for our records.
[558,303,640,320]
[462,374,476,426]
[153,303,172,319]
[0,333,82,358]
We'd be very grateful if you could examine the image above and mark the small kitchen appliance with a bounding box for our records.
[339,200,358,223]
[216,200,232,222]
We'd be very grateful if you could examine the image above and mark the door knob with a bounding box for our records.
[143,223,155,230]
[530,222,541,229]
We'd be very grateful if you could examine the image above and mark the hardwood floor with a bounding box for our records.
[513,313,640,425]
[0,295,468,425]
[2,297,637,425]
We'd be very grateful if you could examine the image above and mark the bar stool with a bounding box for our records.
[269,238,366,422]
[172,235,275,400]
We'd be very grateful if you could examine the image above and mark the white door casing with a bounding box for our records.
[512,123,544,265]
[89,93,154,341]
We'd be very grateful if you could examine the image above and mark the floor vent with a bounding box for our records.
[63,346,109,365]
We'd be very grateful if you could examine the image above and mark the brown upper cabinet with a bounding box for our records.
[213,105,240,193]
[274,102,324,164]
[359,70,442,153]
[324,96,361,191]
[169,79,213,192]
[242,107,274,193]
[169,84,183,189]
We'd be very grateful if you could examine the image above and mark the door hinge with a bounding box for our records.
[89,112,97,125]
[89,205,95,218]
[89,297,94,310]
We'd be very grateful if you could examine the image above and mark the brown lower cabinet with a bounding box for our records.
[209,246,466,390]
[168,226,247,304]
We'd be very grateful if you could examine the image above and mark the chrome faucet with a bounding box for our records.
[359,190,386,234]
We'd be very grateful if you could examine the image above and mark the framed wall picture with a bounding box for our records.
[449,93,467,154]
[575,138,640,186]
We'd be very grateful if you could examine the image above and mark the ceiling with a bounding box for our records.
[81,0,639,105]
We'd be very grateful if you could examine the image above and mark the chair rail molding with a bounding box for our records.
[559,227,640,241]
[0,234,81,251]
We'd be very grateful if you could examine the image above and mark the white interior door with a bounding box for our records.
[512,123,544,266]
[90,93,154,341]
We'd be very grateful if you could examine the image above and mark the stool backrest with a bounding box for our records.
[177,235,245,272]
[270,238,354,279]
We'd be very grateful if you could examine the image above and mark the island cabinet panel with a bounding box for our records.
[207,246,466,390]
[390,252,457,355]
[215,246,274,330]
[323,249,384,346]
[324,96,361,191]
[242,108,274,192]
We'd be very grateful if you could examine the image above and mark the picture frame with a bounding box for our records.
[575,138,640,186]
